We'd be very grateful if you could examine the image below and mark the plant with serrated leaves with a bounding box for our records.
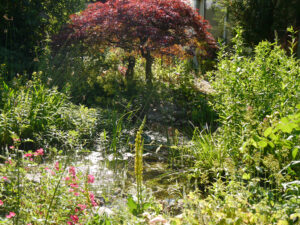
[56,0,216,85]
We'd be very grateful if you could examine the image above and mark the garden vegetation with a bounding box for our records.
[0,0,299,224]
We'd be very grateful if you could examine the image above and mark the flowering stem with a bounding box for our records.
[44,156,71,225]
[135,117,145,214]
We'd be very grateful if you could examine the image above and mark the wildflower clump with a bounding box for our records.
[0,153,99,224]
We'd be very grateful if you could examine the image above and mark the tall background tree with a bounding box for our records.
[0,0,86,80]
[57,0,216,85]
[219,0,300,46]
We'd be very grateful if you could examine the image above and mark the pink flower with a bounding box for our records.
[65,176,70,181]
[35,148,44,156]
[69,188,74,192]
[0,200,3,205]
[87,174,95,183]
[70,215,79,223]
[89,192,95,201]
[2,176,8,181]
[24,153,33,157]
[67,222,73,225]
[5,160,12,164]
[89,192,98,207]
[9,146,14,150]
[6,212,16,218]
[13,138,20,142]
[91,201,98,206]
[74,192,80,196]
[45,167,55,175]
[69,166,76,177]
[77,204,87,211]
[55,161,60,171]
[70,183,78,188]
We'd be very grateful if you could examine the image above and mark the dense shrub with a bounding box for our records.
[208,29,299,157]
[0,72,97,153]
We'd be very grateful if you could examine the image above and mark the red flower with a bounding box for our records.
[5,160,12,164]
[55,161,60,171]
[69,166,76,177]
[0,200,3,206]
[77,204,87,211]
[6,212,16,218]
[70,215,79,223]
[87,174,95,183]
[70,183,79,188]
[89,192,98,206]
[24,153,33,157]
[34,148,44,156]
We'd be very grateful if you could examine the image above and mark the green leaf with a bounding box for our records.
[277,220,289,225]
[242,173,251,180]
[258,140,268,148]
[127,195,137,215]
[142,202,151,210]
[268,141,275,148]
[264,127,273,137]
[290,213,300,220]
[292,148,298,159]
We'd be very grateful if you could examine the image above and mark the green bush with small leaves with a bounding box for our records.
[0,72,97,152]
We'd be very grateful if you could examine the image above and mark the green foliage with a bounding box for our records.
[0,147,99,224]
[173,180,300,225]
[0,72,97,152]
[208,28,299,156]
[41,47,128,105]
[219,0,300,46]
[241,107,300,186]
[0,0,86,79]
[134,117,146,215]
[171,29,300,224]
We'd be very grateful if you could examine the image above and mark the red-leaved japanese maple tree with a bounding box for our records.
[66,0,216,84]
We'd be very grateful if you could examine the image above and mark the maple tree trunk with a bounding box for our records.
[125,56,135,83]
[145,50,153,86]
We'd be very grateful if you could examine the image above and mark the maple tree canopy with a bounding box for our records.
[69,0,215,52]
[57,0,216,84]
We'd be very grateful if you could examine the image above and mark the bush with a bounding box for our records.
[0,72,97,153]
[208,29,299,156]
